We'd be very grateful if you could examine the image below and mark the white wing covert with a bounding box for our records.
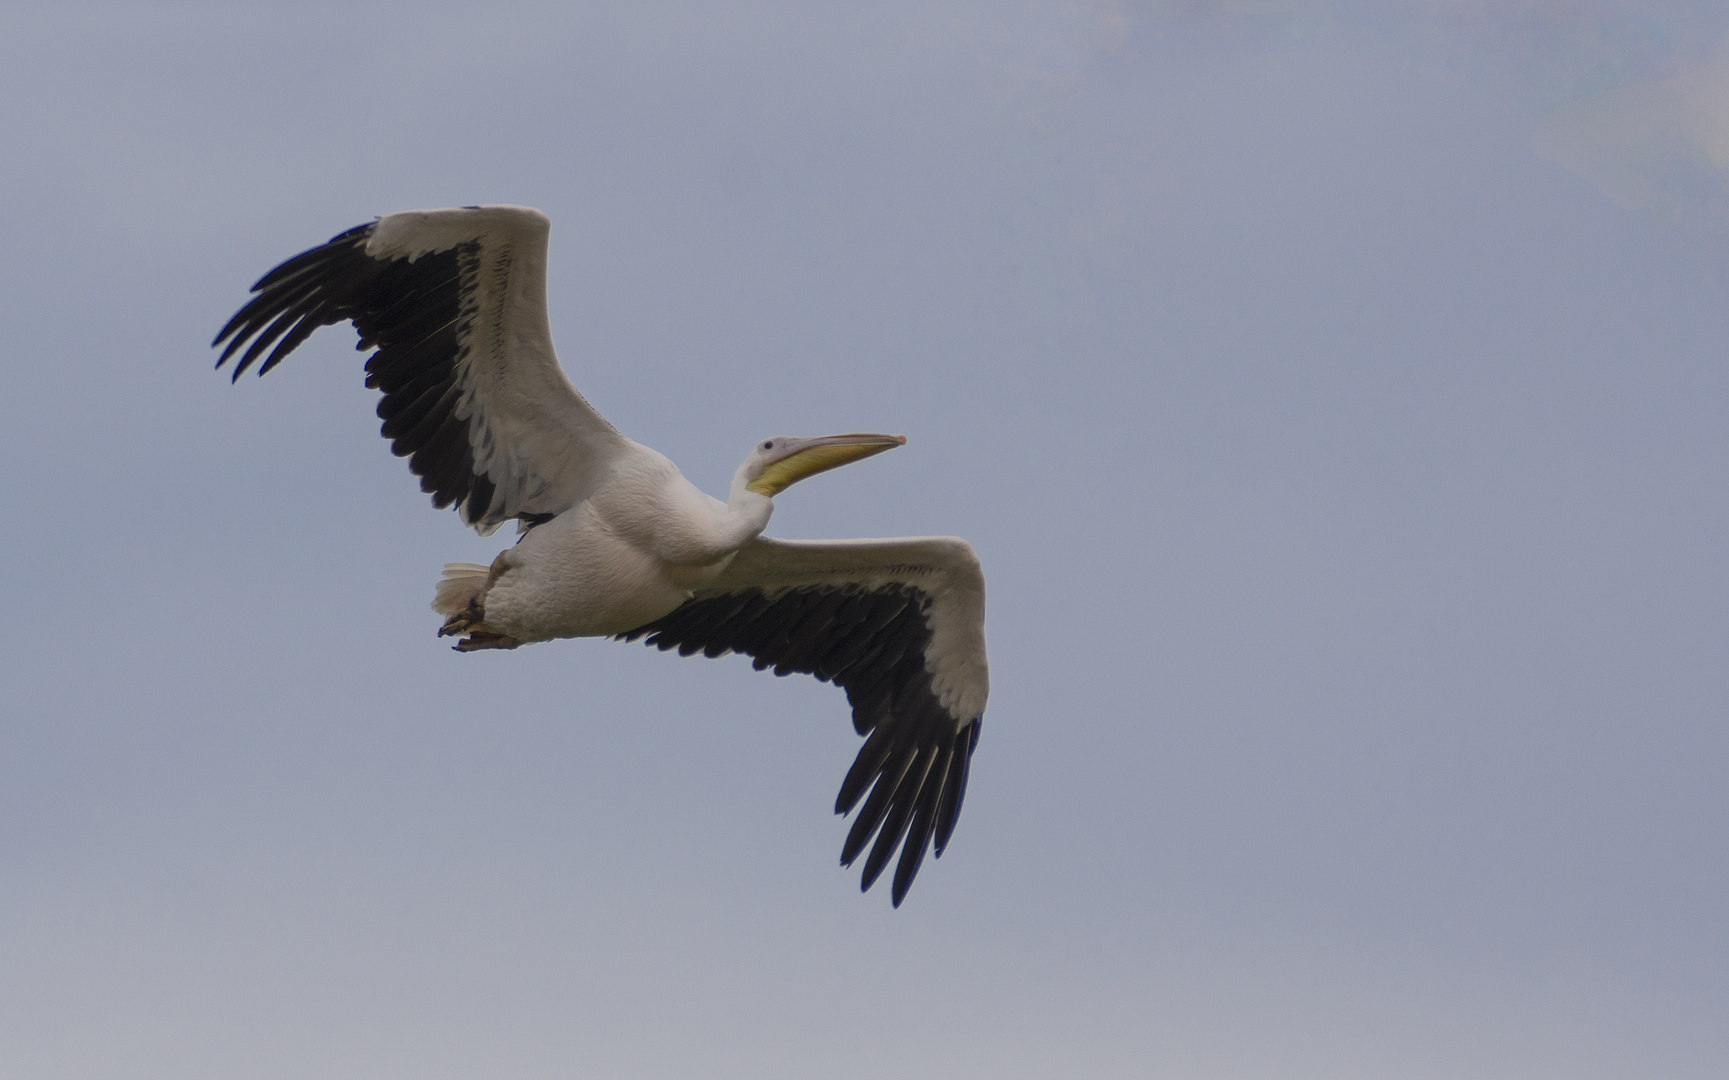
[213,206,629,534]
[618,536,989,905]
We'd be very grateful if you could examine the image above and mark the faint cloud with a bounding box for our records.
[1535,39,1729,226]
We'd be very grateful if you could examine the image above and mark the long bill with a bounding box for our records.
[747,433,907,496]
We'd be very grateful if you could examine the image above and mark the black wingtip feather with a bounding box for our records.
[890,746,950,905]
[835,725,897,816]
[858,747,937,893]
[841,738,918,869]
[934,719,981,856]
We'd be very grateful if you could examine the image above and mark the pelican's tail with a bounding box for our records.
[432,561,521,650]
[432,562,491,620]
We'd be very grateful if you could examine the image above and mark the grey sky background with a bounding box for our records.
[2,2,1726,1077]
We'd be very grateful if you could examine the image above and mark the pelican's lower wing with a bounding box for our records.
[618,536,989,906]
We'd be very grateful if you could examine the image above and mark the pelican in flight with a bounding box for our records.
[212,205,986,905]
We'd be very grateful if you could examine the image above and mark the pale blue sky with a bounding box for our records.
[2,3,1726,1077]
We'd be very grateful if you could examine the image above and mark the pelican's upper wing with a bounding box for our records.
[619,535,988,905]
[213,206,629,534]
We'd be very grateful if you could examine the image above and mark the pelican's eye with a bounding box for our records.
[762,441,774,450]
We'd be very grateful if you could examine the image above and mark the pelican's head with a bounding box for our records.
[743,432,907,497]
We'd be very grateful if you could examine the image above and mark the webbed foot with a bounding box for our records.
[438,597,486,638]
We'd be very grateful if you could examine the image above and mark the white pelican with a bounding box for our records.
[213,205,987,905]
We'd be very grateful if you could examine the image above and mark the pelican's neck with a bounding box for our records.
[658,463,774,566]
[652,466,771,571]
[638,457,775,568]
[724,464,775,544]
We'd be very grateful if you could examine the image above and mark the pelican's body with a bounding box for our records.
[476,446,761,642]
[214,205,987,905]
